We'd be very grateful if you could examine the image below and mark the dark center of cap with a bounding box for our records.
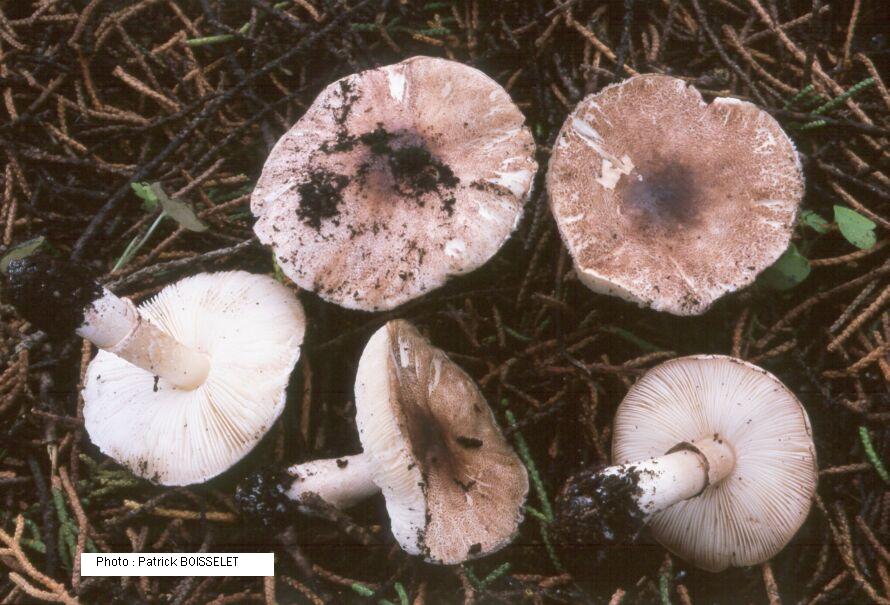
[619,161,702,230]
[3,255,102,337]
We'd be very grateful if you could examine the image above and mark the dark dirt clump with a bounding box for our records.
[3,256,102,338]
[358,126,459,200]
[320,124,459,216]
[234,468,297,529]
[296,169,349,230]
[333,79,358,126]
[386,142,459,196]
[555,466,648,554]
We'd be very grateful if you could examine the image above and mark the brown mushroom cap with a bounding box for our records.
[252,56,537,311]
[355,320,528,564]
[547,74,804,315]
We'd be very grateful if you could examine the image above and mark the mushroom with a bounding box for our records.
[556,355,817,572]
[251,56,537,311]
[4,257,306,485]
[547,74,804,315]
[239,320,529,564]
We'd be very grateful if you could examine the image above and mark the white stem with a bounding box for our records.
[604,436,736,518]
[286,453,379,509]
[77,288,210,390]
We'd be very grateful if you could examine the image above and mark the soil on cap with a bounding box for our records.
[354,126,459,199]
[555,466,647,557]
[333,79,359,126]
[299,125,459,231]
[296,169,349,230]
[3,256,102,338]
[302,73,462,231]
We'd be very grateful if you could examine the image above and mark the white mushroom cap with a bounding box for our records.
[612,355,817,571]
[354,320,528,564]
[252,56,537,311]
[83,271,306,485]
[547,74,804,315]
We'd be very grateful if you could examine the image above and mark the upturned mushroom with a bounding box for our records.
[3,257,306,485]
[556,355,817,572]
[238,320,528,564]
[547,74,804,315]
[251,56,537,311]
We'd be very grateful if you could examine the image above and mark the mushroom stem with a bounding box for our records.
[285,454,379,509]
[80,288,210,390]
[3,256,211,391]
[604,436,736,517]
[556,436,736,546]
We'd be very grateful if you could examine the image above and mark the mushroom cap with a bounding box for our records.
[83,271,306,486]
[354,320,528,564]
[252,56,537,311]
[547,75,804,315]
[612,355,817,572]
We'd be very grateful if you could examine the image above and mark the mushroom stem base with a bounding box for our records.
[79,289,210,390]
[286,454,379,509]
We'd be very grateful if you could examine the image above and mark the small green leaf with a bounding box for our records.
[0,236,46,274]
[834,205,876,249]
[760,243,811,290]
[150,183,208,232]
[131,182,158,212]
[800,209,830,234]
[272,252,285,284]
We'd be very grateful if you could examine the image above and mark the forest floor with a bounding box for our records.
[0,1,888,604]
